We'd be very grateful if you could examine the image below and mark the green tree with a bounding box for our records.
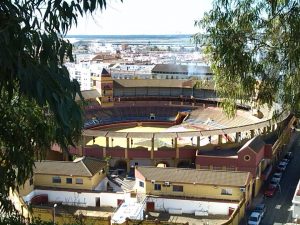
[194,0,300,117]
[0,216,50,225]
[0,216,86,225]
[0,0,116,214]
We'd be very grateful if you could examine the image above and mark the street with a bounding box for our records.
[253,132,300,225]
[261,131,300,225]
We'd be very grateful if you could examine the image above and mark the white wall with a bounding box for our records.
[147,197,238,215]
[23,189,238,216]
[292,180,300,219]
[293,204,300,219]
[23,189,133,208]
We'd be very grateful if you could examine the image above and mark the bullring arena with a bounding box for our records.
[62,71,294,195]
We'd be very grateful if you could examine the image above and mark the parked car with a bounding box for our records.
[270,177,280,186]
[270,179,279,188]
[285,152,293,160]
[248,212,262,225]
[264,184,278,197]
[281,158,290,164]
[277,162,287,172]
[271,172,282,183]
[253,204,266,218]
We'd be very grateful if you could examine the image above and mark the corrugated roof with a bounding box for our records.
[136,166,250,187]
[34,157,107,177]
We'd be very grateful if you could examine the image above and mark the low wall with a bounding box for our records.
[115,220,188,225]
[147,197,238,215]
[220,199,245,225]
[24,189,132,208]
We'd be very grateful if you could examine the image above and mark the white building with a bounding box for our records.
[65,60,111,91]
[292,179,300,221]
[66,61,92,91]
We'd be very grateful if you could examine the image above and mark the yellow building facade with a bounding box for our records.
[33,157,107,190]
[34,172,106,191]
[135,167,252,203]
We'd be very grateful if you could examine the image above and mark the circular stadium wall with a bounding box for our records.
[74,95,290,171]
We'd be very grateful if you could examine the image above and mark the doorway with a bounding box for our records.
[95,197,100,207]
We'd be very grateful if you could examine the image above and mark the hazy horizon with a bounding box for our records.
[66,34,193,36]
[68,0,212,35]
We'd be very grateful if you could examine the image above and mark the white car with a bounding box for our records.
[253,204,266,218]
[277,162,287,171]
[248,212,262,225]
[271,172,282,183]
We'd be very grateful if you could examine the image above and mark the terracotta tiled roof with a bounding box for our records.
[34,157,107,177]
[75,89,101,101]
[136,166,250,187]
[92,53,117,61]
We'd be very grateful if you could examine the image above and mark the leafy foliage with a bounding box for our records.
[0,216,82,225]
[194,0,300,116]
[0,0,112,214]
[0,216,46,225]
[0,90,61,213]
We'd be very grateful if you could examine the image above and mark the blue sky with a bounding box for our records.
[68,0,212,35]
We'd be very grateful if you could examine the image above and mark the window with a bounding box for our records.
[244,155,251,161]
[66,178,72,184]
[173,185,183,192]
[52,176,61,183]
[139,181,144,188]
[154,184,161,191]
[221,188,232,195]
[75,178,83,184]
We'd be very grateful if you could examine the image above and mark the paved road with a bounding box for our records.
[240,132,300,225]
[253,132,300,225]
[261,132,300,225]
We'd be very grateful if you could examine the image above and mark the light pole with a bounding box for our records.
[53,203,57,225]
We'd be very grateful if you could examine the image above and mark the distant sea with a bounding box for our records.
[66,34,194,46]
